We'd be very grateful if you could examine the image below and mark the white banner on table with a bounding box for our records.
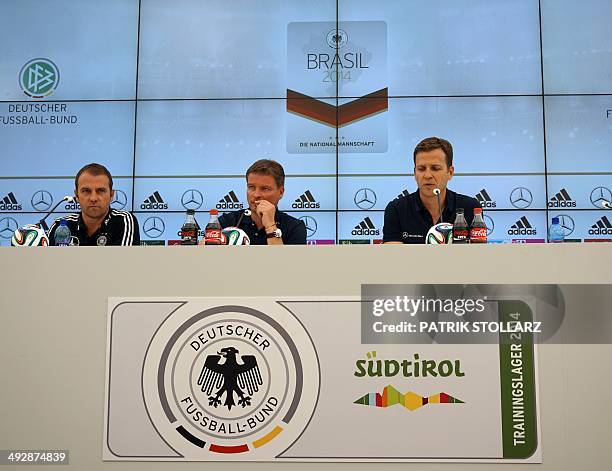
[103,298,541,462]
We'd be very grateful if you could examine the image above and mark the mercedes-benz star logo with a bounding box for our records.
[509,187,533,209]
[556,214,575,236]
[484,215,494,236]
[354,188,377,210]
[181,189,203,210]
[111,189,128,209]
[143,217,165,238]
[590,187,612,209]
[31,190,53,212]
[0,217,19,239]
[299,216,317,238]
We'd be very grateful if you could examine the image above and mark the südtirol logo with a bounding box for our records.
[353,351,465,412]
[19,58,59,98]
[142,303,318,459]
[286,21,388,154]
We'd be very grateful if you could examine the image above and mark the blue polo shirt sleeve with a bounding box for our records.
[383,199,403,243]
[283,218,307,245]
[109,211,140,246]
[218,211,238,228]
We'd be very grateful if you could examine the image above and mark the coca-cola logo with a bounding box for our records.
[470,227,487,241]
[204,229,224,244]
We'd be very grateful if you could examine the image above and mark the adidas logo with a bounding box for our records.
[588,216,612,235]
[141,191,168,210]
[0,192,22,211]
[65,201,81,210]
[292,189,320,209]
[396,189,410,199]
[216,190,243,210]
[508,216,537,236]
[351,217,380,236]
[65,200,81,210]
[475,189,496,208]
[547,188,576,208]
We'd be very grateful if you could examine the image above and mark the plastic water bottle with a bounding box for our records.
[55,219,71,246]
[549,217,565,243]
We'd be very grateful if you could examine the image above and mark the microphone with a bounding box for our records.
[433,188,443,223]
[235,209,252,228]
[38,196,74,231]
[602,200,611,209]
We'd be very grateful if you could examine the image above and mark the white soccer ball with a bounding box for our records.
[426,222,454,245]
[11,224,49,247]
[221,227,250,245]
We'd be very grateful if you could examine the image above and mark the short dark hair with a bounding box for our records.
[246,159,285,188]
[75,163,113,190]
[413,137,453,167]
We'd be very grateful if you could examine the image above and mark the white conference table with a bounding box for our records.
[1,244,611,470]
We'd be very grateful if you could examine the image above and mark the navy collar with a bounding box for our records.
[77,209,112,238]
[413,189,458,222]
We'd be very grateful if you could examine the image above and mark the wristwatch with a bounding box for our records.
[266,227,282,239]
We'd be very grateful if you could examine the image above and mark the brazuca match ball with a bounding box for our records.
[221,227,250,245]
[426,222,454,245]
[11,224,49,247]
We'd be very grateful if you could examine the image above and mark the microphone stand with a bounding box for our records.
[38,196,73,232]
[433,188,443,223]
[235,209,252,228]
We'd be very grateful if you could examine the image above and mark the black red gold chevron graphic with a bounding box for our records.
[287,88,388,127]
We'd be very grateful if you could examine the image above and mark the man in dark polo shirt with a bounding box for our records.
[219,159,306,245]
[383,137,481,244]
[48,163,139,246]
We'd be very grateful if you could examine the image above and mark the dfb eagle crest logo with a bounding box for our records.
[197,346,263,411]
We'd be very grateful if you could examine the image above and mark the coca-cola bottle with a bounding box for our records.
[453,208,469,243]
[204,209,223,245]
[180,209,199,245]
[470,207,487,244]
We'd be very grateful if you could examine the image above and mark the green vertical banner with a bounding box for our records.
[498,300,538,459]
